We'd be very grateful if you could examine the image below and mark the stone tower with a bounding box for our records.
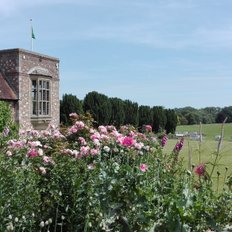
[0,48,60,130]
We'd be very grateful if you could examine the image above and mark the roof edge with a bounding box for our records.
[0,48,59,62]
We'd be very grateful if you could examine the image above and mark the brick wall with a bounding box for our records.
[0,48,60,130]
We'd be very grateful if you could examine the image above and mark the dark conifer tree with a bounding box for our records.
[123,100,139,127]
[83,91,112,125]
[109,97,125,128]
[165,109,178,134]
[60,94,83,125]
[138,105,153,129]
[152,106,167,133]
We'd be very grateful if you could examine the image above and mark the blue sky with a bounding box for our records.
[1,0,232,109]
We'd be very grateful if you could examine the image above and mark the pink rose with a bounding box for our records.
[145,125,152,132]
[194,164,206,177]
[121,136,135,147]
[27,148,38,158]
[140,164,148,172]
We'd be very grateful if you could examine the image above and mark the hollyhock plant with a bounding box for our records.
[194,163,206,177]
[161,134,168,147]
[173,137,184,153]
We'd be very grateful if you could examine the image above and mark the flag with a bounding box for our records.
[31,27,36,39]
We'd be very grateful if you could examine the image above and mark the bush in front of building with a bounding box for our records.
[0,114,232,231]
[0,101,18,145]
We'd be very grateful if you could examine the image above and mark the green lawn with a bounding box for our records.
[163,137,232,192]
[176,123,232,141]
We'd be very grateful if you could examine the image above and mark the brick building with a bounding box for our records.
[0,48,60,130]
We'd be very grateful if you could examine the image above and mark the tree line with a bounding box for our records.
[60,92,232,132]
[60,91,177,134]
[176,106,232,125]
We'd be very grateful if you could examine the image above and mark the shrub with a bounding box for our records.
[0,101,18,146]
[0,114,231,231]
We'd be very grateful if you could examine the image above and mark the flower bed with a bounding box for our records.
[0,114,231,231]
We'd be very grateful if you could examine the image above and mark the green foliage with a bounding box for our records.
[0,101,13,131]
[138,105,153,129]
[60,94,83,125]
[83,91,112,126]
[109,97,125,128]
[176,106,221,125]
[152,106,167,133]
[216,106,232,123]
[185,112,200,125]
[201,107,220,124]
[0,101,18,145]
[0,117,231,231]
[123,100,139,127]
[165,109,178,134]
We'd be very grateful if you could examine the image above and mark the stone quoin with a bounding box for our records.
[0,48,60,130]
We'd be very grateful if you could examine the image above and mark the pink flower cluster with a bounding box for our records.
[145,125,152,132]
[173,137,184,153]
[121,136,135,147]
[140,164,148,172]
[161,135,168,147]
[69,121,86,134]
[194,164,206,177]
[5,129,62,175]
[4,119,164,177]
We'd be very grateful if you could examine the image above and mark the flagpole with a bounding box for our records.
[30,19,33,51]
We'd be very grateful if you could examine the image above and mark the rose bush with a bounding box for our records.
[0,114,231,231]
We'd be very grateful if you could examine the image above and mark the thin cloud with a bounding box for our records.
[0,0,100,16]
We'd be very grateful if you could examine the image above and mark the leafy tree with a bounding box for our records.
[216,106,232,123]
[138,105,153,129]
[178,115,188,125]
[175,106,224,125]
[123,100,139,127]
[185,112,200,125]
[152,106,167,133]
[201,107,221,123]
[0,101,18,140]
[109,97,125,128]
[60,94,83,125]
[165,109,178,134]
[83,91,112,125]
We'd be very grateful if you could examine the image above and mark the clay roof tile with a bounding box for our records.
[0,73,18,100]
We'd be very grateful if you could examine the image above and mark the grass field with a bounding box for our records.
[164,123,232,191]
[176,123,232,141]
